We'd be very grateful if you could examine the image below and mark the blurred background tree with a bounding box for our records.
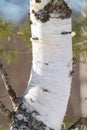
[0,18,31,64]
[0,0,31,64]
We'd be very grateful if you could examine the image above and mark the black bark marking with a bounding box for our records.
[43,89,49,92]
[32,9,50,23]
[32,37,39,40]
[50,128,54,130]
[28,13,33,24]
[32,9,35,14]
[33,0,71,23]
[35,0,41,3]
[34,10,50,23]
[61,31,71,35]
[44,63,49,65]
[10,107,53,130]
[28,12,30,18]
[72,57,77,66]
[29,19,33,24]
[69,70,74,77]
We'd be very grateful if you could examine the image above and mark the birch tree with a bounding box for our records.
[0,0,72,130]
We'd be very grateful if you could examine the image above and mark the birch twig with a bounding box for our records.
[0,63,18,107]
[0,100,12,119]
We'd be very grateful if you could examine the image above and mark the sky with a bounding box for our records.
[0,0,29,24]
[72,0,84,14]
[0,0,84,24]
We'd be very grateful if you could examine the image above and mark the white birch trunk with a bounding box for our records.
[24,0,72,130]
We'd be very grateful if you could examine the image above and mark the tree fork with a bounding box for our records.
[0,63,52,130]
[0,100,12,119]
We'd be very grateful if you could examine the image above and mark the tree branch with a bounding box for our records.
[0,100,12,119]
[67,117,87,130]
[0,63,19,108]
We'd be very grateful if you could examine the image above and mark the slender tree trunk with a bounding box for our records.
[80,0,87,122]
[23,0,72,130]
[80,56,87,117]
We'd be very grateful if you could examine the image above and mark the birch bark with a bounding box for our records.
[24,0,72,130]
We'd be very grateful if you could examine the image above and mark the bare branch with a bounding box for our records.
[67,117,87,130]
[0,100,12,119]
[0,63,19,107]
